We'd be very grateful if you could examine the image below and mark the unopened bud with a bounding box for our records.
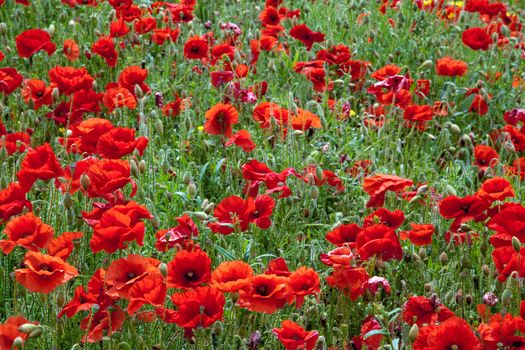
[512,236,521,253]
[439,252,448,264]
[408,324,419,342]
[80,174,90,191]
[18,324,37,334]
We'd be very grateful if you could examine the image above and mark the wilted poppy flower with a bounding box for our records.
[154,214,198,252]
[48,66,94,95]
[90,201,152,253]
[102,87,137,112]
[356,224,403,261]
[0,182,31,223]
[15,29,56,58]
[211,260,253,293]
[63,39,80,61]
[15,251,78,294]
[105,254,160,299]
[0,316,37,350]
[183,35,209,60]
[237,274,291,313]
[462,27,492,50]
[288,266,320,308]
[0,68,24,95]
[320,246,354,267]
[273,320,319,350]
[92,36,118,67]
[0,212,54,254]
[289,24,325,51]
[204,103,239,137]
[166,248,211,289]
[170,286,225,330]
[16,143,64,190]
[436,57,468,76]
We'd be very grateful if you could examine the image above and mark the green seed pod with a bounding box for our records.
[512,236,521,253]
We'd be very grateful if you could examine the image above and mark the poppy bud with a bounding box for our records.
[480,239,489,253]
[419,248,427,260]
[408,324,419,342]
[482,264,490,276]
[0,146,7,161]
[465,294,473,305]
[418,60,433,70]
[134,84,143,98]
[449,123,461,135]
[424,283,432,293]
[0,23,6,35]
[501,289,512,306]
[187,182,197,197]
[151,215,160,229]
[311,186,319,200]
[12,337,23,348]
[130,159,139,177]
[18,324,37,334]
[182,172,192,185]
[139,160,146,173]
[80,174,90,191]
[56,291,66,307]
[512,236,521,253]
[201,199,209,209]
[439,252,448,264]
[409,195,422,205]
[63,192,73,209]
[204,202,215,214]
[155,119,164,135]
[193,211,209,221]
[116,342,131,350]
[29,327,43,338]
[445,185,456,196]
[159,263,168,277]
[504,140,516,153]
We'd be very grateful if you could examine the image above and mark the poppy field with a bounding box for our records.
[0,0,524,349]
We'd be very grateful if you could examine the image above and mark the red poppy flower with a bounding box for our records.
[0,182,31,223]
[0,316,37,350]
[474,145,499,170]
[273,320,319,350]
[356,224,403,261]
[237,274,291,313]
[85,159,132,198]
[90,201,152,253]
[363,208,405,229]
[488,204,525,244]
[16,143,64,190]
[0,68,24,95]
[46,231,83,260]
[15,251,78,294]
[462,27,492,50]
[183,35,209,60]
[403,295,452,326]
[477,177,515,202]
[61,118,114,154]
[152,27,180,45]
[21,79,53,110]
[288,266,320,308]
[208,196,250,234]
[118,66,150,95]
[289,24,325,51]
[80,307,126,343]
[0,212,54,255]
[211,260,253,293]
[478,313,525,350]
[169,286,225,330]
[63,39,80,61]
[134,16,157,34]
[252,102,290,129]
[436,57,468,76]
[326,266,369,300]
[110,19,130,37]
[92,36,118,67]
[363,174,414,208]
[15,29,56,58]
[48,66,94,95]
[265,257,291,277]
[166,248,211,289]
[371,64,401,80]
[403,104,434,130]
[292,109,322,130]
[413,317,481,350]
[325,223,361,248]
[127,273,166,315]
[105,254,160,299]
[225,129,257,153]
[96,127,148,159]
[400,223,435,246]
[439,195,490,230]
[203,103,239,137]
[102,87,137,112]
[259,6,282,26]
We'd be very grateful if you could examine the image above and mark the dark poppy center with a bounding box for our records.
[40,265,52,272]
[36,91,44,98]
[185,270,196,281]
[256,285,269,296]
[127,272,136,279]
